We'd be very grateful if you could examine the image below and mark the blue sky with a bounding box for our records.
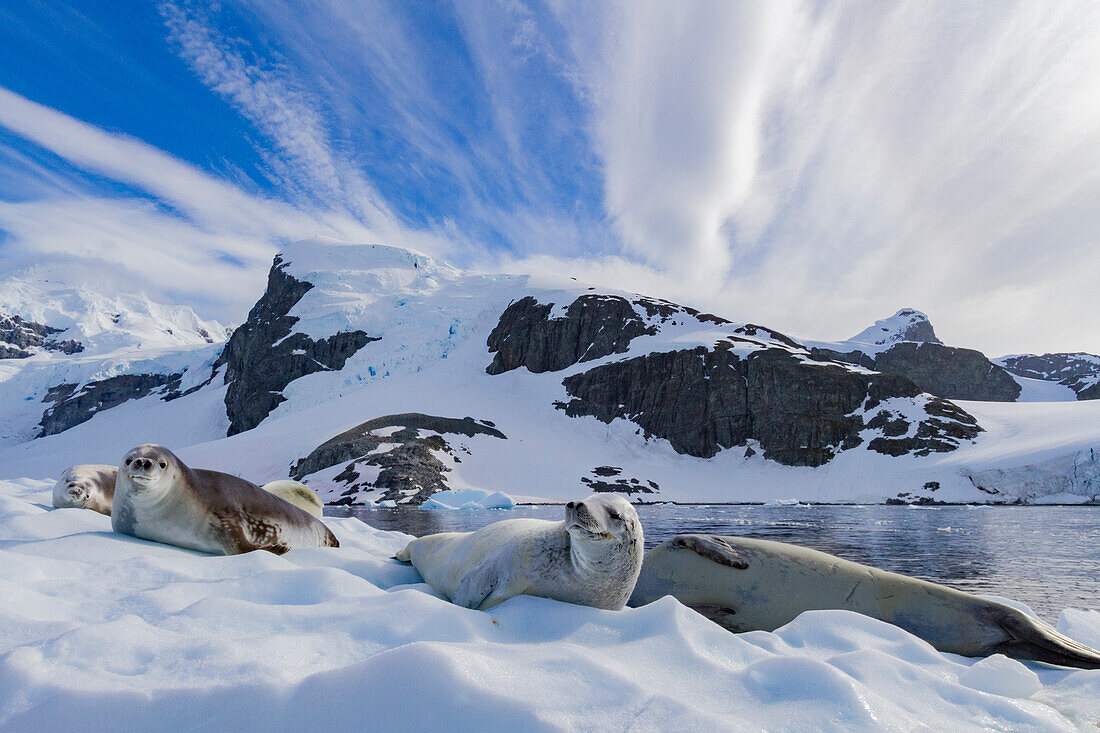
[0,1,1097,354]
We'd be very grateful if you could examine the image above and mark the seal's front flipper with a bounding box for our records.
[669,535,749,569]
[454,564,501,610]
[394,546,411,562]
[993,611,1100,669]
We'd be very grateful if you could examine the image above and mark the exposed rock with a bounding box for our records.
[485,293,788,376]
[556,341,980,467]
[292,413,506,505]
[0,313,84,358]
[486,295,658,374]
[874,343,1020,401]
[215,254,378,435]
[581,466,659,495]
[997,353,1100,401]
[865,398,982,457]
[814,342,1021,402]
[809,347,876,370]
[37,373,182,437]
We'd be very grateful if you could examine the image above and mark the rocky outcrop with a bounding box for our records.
[486,295,657,374]
[0,314,83,358]
[292,413,506,505]
[865,398,983,457]
[557,341,981,467]
[998,353,1100,401]
[873,343,1021,402]
[812,342,1021,402]
[581,466,659,495]
[215,255,378,435]
[486,293,738,375]
[38,373,182,437]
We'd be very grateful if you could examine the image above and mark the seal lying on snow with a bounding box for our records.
[630,534,1100,669]
[261,479,325,518]
[396,494,643,610]
[112,444,338,555]
[53,464,117,516]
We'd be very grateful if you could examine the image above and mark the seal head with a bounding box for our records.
[52,464,117,516]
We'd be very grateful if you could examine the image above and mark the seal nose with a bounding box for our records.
[566,501,575,509]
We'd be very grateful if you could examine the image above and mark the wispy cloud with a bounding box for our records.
[552,0,1100,353]
[2,1,1098,354]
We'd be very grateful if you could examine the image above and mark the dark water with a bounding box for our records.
[327,504,1100,621]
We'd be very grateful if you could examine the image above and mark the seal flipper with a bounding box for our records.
[453,563,502,610]
[991,611,1100,669]
[669,534,750,569]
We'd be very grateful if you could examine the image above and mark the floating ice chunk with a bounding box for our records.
[419,489,516,511]
[958,655,1041,699]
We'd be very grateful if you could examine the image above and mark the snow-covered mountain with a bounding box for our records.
[843,308,943,354]
[0,270,229,357]
[996,353,1100,401]
[1,238,1097,505]
[0,271,228,447]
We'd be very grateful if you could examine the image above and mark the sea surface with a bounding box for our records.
[327,504,1100,621]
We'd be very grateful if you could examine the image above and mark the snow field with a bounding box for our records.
[1,479,1098,732]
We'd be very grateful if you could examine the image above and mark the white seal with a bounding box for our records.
[396,494,643,610]
[262,479,324,518]
[112,444,339,555]
[630,534,1100,669]
[52,464,117,516]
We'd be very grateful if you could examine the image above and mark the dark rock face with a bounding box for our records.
[486,295,657,374]
[486,293,749,375]
[873,343,1021,402]
[216,255,378,435]
[292,413,506,505]
[581,466,659,495]
[998,353,1100,401]
[38,373,182,437]
[813,342,1021,402]
[557,342,980,467]
[866,398,982,457]
[0,313,83,358]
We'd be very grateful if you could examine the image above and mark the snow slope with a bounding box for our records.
[1,240,1098,504]
[2,478,1097,732]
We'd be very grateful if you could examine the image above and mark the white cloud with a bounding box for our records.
[555,0,1100,354]
[0,86,454,321]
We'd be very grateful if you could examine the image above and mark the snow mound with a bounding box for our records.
[959,655,1041,698]
[2,478,1098,731]
[420,488,516,511]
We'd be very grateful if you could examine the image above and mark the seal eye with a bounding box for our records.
[125,458,132,466]
[608,511,621,521]
[158,461,167,469]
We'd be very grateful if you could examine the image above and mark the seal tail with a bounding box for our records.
[994,612,1100,669]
